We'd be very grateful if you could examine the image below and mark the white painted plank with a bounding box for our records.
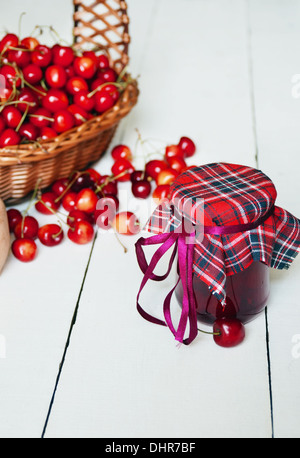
[248,0,300,438]
[44,0,272,438]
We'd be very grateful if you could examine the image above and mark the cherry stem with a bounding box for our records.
[108,222,128,254]
[94,169,130,194]
[197,328,221,336]
[87,81,124,99]
[16,105,29,132]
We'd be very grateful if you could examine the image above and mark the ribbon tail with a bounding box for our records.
[135,232,179,328]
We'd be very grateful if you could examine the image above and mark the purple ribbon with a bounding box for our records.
[135,206,275,345]
[136,229,198,345]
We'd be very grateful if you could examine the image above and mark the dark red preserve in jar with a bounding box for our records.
[136,163,300,345]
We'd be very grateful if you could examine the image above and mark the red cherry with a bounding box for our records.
[19,123,39,141]
[145,160,168,180]
[11,238,37,262]
[75,188,98,214]
[35,192,60,215]
[213,318,246,348]
[98,54,110,69]
[132,180,152,199]
[85,168,102,184]
[90,76,105,92]
[22,64,43,85]
[70,172,96,192]
[111,158,135,182]
[21,36,40,50]
[112,211,140,235]
[67,209,93,228]
[156,168,179,186]
[2,106,22,129]
[67,104,89,126]
[73,56,97,79]
[31,45,52,67]
[52,110,75,133]
[52,45,74,67]
[0,33,19,54]
[100,83,119,102]
[65,76,89,95]
[97,67,117,83]
[39,126,57,140]
[178,136,196,158]
[51,178,69,197]
[62,191,77,212]
[45,65,67,89]
[93,90,115,113]
[165,144,184,161]
[13,215,39,240]
[38,224,64,247]
[0,65,21,88]
[42,88,69,112]
[152,184,171,204]
[99,181,118,197]
[111,144,133,161]
[7,45,31,68]
[0,117,5,136]
[0,129,21,147]
[130,170,150,183]
[7,208,22,232]
[82,50,99,66]
[167,156,187,173]
[67,220,94,245]
[30,108,52,128]
[17,87,39,113]
[73,90,95,112]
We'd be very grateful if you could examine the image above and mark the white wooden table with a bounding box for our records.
[0,0,300,439]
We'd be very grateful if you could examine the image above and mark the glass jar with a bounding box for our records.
[175,261,270,325]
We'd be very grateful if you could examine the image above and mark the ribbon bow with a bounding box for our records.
[135,226,198,345]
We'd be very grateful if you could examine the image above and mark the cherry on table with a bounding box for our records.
[132,180,151,199]
[111,158,135,182]
[152,184,171,204]
[167,156,187,174]
[13,215,39,240]
[75,188,98,214]
[111,144,133,161]
[94,195,119,230]
[178,136,196,158]
[35,192,60,215]
[165,144,184,161]
[62,191,77,212]
[156,167,179,186]
[38,224,64,247]
[11,238,37,262]
[112,211,140,236]
[145,160,168,181]
[213,318,246,348]
[67,209,94,228]
[7,208,22,232]
[67,220,94,245]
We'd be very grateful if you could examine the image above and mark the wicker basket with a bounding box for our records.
[0,0,139,203]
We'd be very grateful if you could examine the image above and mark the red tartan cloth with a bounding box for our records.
[144,163,300,304]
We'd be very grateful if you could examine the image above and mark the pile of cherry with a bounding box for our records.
[0,31,125,147]
[6,135,196,263]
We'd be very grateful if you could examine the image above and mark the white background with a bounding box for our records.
[0,0,300,438]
